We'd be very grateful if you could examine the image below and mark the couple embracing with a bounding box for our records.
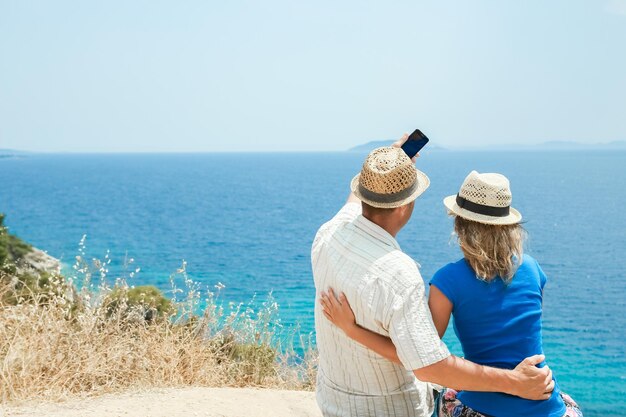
[311,134,582,417]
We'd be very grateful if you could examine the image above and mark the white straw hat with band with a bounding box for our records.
[351,147,430,209]
[443,171,522,225]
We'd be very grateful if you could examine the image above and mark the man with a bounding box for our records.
[311,135,553,417]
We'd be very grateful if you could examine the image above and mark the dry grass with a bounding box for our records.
[0,244,317,405]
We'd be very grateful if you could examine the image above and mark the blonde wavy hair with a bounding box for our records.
[454,216,526,282]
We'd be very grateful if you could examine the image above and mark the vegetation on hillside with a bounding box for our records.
[0,218,316,404]
[0,213,32,267]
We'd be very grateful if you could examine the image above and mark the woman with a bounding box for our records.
[320,171,582,417]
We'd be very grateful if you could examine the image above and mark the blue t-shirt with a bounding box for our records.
[430,255,566,417]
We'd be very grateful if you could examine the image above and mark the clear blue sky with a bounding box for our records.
[1,1,625,152]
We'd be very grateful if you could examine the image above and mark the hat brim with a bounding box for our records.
[443,195,522,225]
[351,169,430,209]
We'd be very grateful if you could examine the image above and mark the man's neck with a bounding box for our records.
[362,213,401,237]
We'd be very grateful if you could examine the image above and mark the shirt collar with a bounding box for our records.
[353,214,402,251]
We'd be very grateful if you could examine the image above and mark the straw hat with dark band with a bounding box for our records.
[351,147,430,209]
[443,171,522,225]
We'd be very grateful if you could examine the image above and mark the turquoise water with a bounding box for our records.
[0,151,624,416]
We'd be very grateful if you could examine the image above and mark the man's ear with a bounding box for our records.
[397,201,414,217]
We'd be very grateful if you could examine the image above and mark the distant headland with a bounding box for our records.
[349,141,448,152]
[0,149,31,159]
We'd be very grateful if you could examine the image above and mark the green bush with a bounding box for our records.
[209,330,278,385]
[0,213,32,265]
[231,342,277,383]
[0,269,81,318]
[1,270,52,305]
[105,285,174,322]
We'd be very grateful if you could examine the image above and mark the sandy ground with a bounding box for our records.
[2,387,322,417]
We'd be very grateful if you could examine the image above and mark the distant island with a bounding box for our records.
[349,140,626,152]
[349,141,448,152]
[0,149,30,159]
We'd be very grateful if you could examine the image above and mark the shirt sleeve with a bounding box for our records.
[429,266,457,306]
[535,259,548,290]
[312,203,361,265]
[330,202,361,223]
[388,280,451,370]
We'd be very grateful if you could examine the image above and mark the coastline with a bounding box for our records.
[17,247,61,275]
[2,387,322,417]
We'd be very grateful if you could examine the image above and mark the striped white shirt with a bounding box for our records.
[312,203,450,417]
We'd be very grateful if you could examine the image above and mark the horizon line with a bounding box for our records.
[2,139,626,155]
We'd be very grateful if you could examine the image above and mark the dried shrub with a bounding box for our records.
[0,237,317,405]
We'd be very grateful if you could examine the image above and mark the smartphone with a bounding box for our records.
[401,129,429,159]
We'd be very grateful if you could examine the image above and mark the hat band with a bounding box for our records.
[456,194,510,217]
[359,179,418,204]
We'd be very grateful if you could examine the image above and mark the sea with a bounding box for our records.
[0,150,624,416]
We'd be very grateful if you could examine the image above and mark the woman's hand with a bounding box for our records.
[319,288,357,336]
[320,288,402,363]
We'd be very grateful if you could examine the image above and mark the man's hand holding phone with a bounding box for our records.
[393,129,429,162]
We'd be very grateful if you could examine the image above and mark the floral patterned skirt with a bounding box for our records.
[437,388,583,417]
